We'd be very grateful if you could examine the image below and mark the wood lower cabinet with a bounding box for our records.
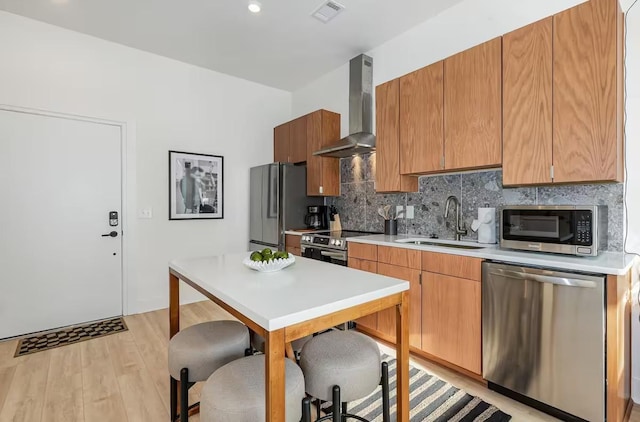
[306,110,340,196]
[285,234,301,256]
[553,0,623,183]
[503,18,553,186]
[422,272,481,375]
[444,37,502,171]
[348,257,378,331]
[375,79,418,193]
[399,62,444,174]
[376,262,422,349]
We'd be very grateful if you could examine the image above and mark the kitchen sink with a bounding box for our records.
[394,238,487,250]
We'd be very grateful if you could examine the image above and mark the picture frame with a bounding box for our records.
[169,150,224,220]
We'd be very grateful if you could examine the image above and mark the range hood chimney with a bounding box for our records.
[313,54,375,158]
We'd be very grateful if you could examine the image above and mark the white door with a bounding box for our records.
[0,109,123,339]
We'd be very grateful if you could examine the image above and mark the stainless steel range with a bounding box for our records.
[300,230,379,266]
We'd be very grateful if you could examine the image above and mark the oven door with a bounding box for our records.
[301,246,347,266]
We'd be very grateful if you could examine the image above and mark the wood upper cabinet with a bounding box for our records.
[306,110,341,196]
[444,37,502,171]
[376,262,422,349]
[422,272,481,375]
[503,18,553,186]
[274,123,290,163]
[553,0,623,183]
[375,79,418,193]
[289,116,307,164]
[399,62,444,174]
[348,257,378,331]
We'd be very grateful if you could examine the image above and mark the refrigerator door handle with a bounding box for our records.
[489,269,597,288]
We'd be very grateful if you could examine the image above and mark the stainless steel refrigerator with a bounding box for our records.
[249,163,323,251]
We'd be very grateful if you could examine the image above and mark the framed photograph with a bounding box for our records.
[169,150,223,220]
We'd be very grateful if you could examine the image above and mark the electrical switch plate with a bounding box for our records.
[396,205,404,217]
[405,205,414,219]
[139,208,153,219]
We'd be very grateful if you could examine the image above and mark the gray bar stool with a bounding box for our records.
[200,354,305,422]
[168,320,250,422]
[299,330,390,422]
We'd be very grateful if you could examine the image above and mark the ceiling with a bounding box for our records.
[0,0,465,91]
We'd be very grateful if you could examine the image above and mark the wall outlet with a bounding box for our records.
[395,205,414,219]
[139,208,153,219]
[406,205,414,219]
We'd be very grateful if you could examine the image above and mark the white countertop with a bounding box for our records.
[347,234,637,276]
[169,253,409,331]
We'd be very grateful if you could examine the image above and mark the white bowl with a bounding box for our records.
[243,254,296,273]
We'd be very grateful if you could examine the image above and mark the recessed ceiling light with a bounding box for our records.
[248,0,261,13]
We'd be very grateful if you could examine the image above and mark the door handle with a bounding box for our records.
[489,270,597,288]
[101,231,118,238]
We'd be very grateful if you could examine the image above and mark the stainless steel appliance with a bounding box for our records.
[304,205,329,230]
[483,261,606,421]
[313,54,376,158]
[500,205,607,256]
[300,231,379,266]
[249,163,322,251]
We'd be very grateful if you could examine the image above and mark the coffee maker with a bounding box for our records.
[305,205,329,230]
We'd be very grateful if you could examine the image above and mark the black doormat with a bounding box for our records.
[14,317,128,357]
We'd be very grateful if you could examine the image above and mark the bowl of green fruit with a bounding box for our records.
[242,248,295,272]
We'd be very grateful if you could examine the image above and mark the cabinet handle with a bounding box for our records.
[319,186,324,194]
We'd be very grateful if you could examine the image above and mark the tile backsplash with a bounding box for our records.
[328,153,624,251]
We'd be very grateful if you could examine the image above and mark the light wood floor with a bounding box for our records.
[0,301,638,422]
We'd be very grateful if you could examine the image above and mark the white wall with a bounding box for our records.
[0,11,291,314]
[293,0,640,401]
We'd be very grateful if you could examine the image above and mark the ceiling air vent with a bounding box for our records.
[312,0,345,23]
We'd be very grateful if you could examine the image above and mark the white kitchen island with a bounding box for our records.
[169,253,411,422]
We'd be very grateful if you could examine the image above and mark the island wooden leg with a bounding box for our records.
[396,290,410,422]
[169,271,180,339]
[265,328,286,422]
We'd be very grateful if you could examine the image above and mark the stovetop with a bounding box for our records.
[300,230,381,250]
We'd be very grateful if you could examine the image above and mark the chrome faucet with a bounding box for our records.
[444,195,467,241]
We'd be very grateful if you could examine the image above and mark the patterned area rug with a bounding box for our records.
[348,355,512,422]
[15,317,127,357]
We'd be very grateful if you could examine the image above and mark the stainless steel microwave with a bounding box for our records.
[500,205,607,257]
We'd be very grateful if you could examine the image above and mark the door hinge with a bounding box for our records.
[550,165,554,180]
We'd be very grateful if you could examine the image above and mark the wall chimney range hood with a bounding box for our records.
[313,54,375,158]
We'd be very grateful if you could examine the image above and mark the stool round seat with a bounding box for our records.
[201,355,305,422]
[168,320,249,382]
[300,330,381,402]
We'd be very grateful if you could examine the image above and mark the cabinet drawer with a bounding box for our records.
[285,234,301,250]
[377,246,421,270]
[348,243,377,261]
[421,251,482,281]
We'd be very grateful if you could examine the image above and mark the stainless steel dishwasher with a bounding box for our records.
[482,261,606,422]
